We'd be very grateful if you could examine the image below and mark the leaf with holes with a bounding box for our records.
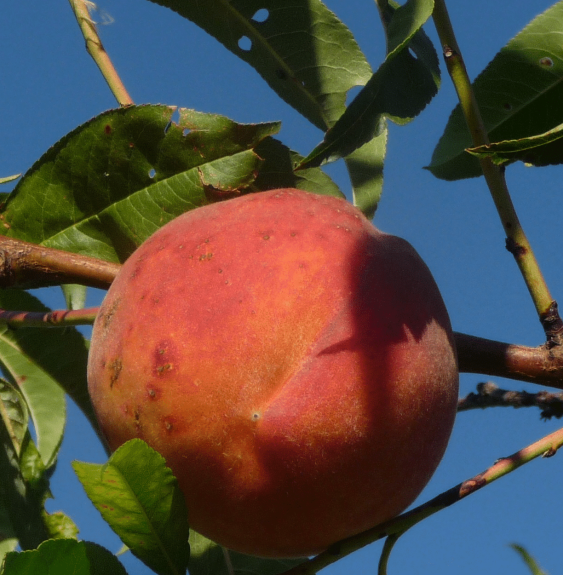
[428,1,563,180]
[1,106,280,263]
[189,531,306,575]
[146,0,372,130]
[73,439,190,575]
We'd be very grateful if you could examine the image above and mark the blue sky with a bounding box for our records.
[2,1,562,573]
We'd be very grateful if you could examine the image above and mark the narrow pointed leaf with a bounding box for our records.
[429,1,563,180]
[386,0,435,59]
[2,539,128,575]
[188,531,306,575]
[346,125,388,219]
[146,0,372,129]
[467,120,563,166]
[73,439,190,575]
[299,47,437,169]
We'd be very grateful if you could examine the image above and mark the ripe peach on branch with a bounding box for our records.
[87,189,459,558]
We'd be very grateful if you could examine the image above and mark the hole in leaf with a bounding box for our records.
[238,36,252,51]
[251,9,269,22]
[149,168,156,179]
[539,57,554,67]
[183,128,191,137]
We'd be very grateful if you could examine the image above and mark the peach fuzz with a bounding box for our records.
[87,188,459,558]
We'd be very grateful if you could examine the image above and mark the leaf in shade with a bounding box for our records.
[145,0,372,129]
[73,439,190,575]
[253,137,344,197]
[0,378,28,459]
[467,120,563,167]
[1,539,128,575]
[0,499,18,568]
[1,106,280,263]
[188,531,307,575]
[298,0,438,170]
[428,1,563,180]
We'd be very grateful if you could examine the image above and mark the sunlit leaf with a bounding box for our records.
[146,0,372,129]
[429,0,563,180]
[1,106,280,262]
[298,0,437,170]
[73,439,190,575]
[189,531,305,575]
[2,539,128,575]
[467,120,563,166]
[0,378,28,459]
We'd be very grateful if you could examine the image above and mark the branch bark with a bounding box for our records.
[455,332,563,390]
[0,237,119,290]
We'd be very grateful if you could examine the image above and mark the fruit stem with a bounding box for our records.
[68,0,133,106]
[431,0,563,345]
[279,425,563,575]
[0,307,98,328]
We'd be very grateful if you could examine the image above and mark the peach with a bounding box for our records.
[87,188,458,558]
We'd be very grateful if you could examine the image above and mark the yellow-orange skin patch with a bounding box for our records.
[87,189,458,558]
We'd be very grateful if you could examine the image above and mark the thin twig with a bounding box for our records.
[68,0,133,106]
[432,0,563,345]
[279,425,563,575]
[458,381,563,419]
[0,307,98,328]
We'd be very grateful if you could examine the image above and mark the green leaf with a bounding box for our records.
[73,439,190,575]
[0,378,28,459]
[346,124,388,219]
[1,106,280,263]
[43,511,79,542]
[146,0,372,129]
[467,120,563,167]
[298,0,437,170]
[0,488,18,567]
[510,544,548,575]
[0,412,50,550]
[188,531,306,575]
[429,1,563,180]
[253,137,344,197]
[1,539,128,575]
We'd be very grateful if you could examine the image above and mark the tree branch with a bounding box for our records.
[280,425,563,575]
[455,332,563,390]
[0,237,119,290]
[458,381,563,419]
